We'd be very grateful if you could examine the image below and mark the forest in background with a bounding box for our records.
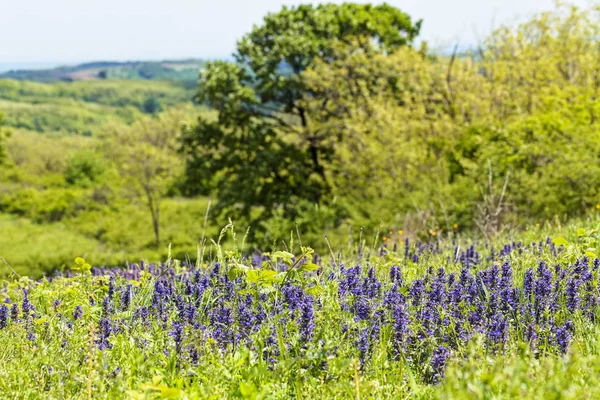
[1,2,600,277]
[0,59,208,82]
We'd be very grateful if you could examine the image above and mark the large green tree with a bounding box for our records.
[181,3,421,227]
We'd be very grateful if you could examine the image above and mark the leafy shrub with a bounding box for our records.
[141,96,162,114]
[64,151,106,187]
[0,188,85,223]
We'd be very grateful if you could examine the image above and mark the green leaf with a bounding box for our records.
[271,251,294,260]
[307,285,323,296]
[159,387,182,399]
[228,266,242,281]
[259,269,278,277]
[245,270,259,284]
[140,384,181,399]
[577,228,587,237]
[553,237,569,246]
[259,270,279,280]
[259,286,277,295]
[239,382,257,397]
[300,263,321,272]
[585,251,597,258]
[300,246,315,258]
[75,257,85,266]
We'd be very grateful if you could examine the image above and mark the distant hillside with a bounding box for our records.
[0,79,197,135]
[0,59,207,82]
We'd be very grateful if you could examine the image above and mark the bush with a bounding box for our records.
[64,151,106,187]
[0,188,85,223]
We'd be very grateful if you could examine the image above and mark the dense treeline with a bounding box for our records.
[182,2,600,243]
[0,59,206,82]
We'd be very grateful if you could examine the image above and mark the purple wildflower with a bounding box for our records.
[0,304,8,329]
[566,278,580,313]
[97,318,113,350]
[487,314,508,347]
[73,306,83,320]
[553,322,573,354]
[356,328,370,365]
[11,304,18,321]
[300,296,315,343]
[429,346,450,384]
[169,321,185,352]
[392,304,410,353]
[120,284,132,311]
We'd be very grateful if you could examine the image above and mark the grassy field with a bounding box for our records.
[1,218,600,398]
[0,195,220,277]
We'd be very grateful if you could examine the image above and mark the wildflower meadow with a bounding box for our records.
[4,2,600,399]
[2,225,600,398]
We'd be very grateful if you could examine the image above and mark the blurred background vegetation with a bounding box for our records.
[1,2,600,277]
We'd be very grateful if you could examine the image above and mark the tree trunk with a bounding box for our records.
[152,206,160,249]
[144,186,160,248]
[298,105,328,201]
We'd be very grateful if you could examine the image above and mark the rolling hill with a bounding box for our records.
[0,59,208,82]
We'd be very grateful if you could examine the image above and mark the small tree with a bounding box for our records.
[64,151,106,188]
[108,111,185,248]
[142,97,163,115]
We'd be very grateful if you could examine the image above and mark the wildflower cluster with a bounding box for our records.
[0,236,597,396]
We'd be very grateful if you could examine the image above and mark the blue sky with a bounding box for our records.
[0,0,589,65]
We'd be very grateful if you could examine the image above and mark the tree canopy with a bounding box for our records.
[182,2,600,243]
[108,110,186,248]
[181,3,421,233]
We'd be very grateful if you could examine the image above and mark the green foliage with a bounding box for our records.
[0,79,208,274]
[0,79,192,108]
[0,98,129,135]
[439,340,600,399]
[2,220,600,397]
[0,196,219,277]
[177,2,600,247]
[235,3,421,103]
[0,91,207,274]
[5,0,600,279]
[106,110,188,247]
[0,79,193,134]
[64,151,106,187]
[142,96,163,114]
[284,2,600,237]
[182,3,421,244]
[0,214,106,277]
[0,187,86,223]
